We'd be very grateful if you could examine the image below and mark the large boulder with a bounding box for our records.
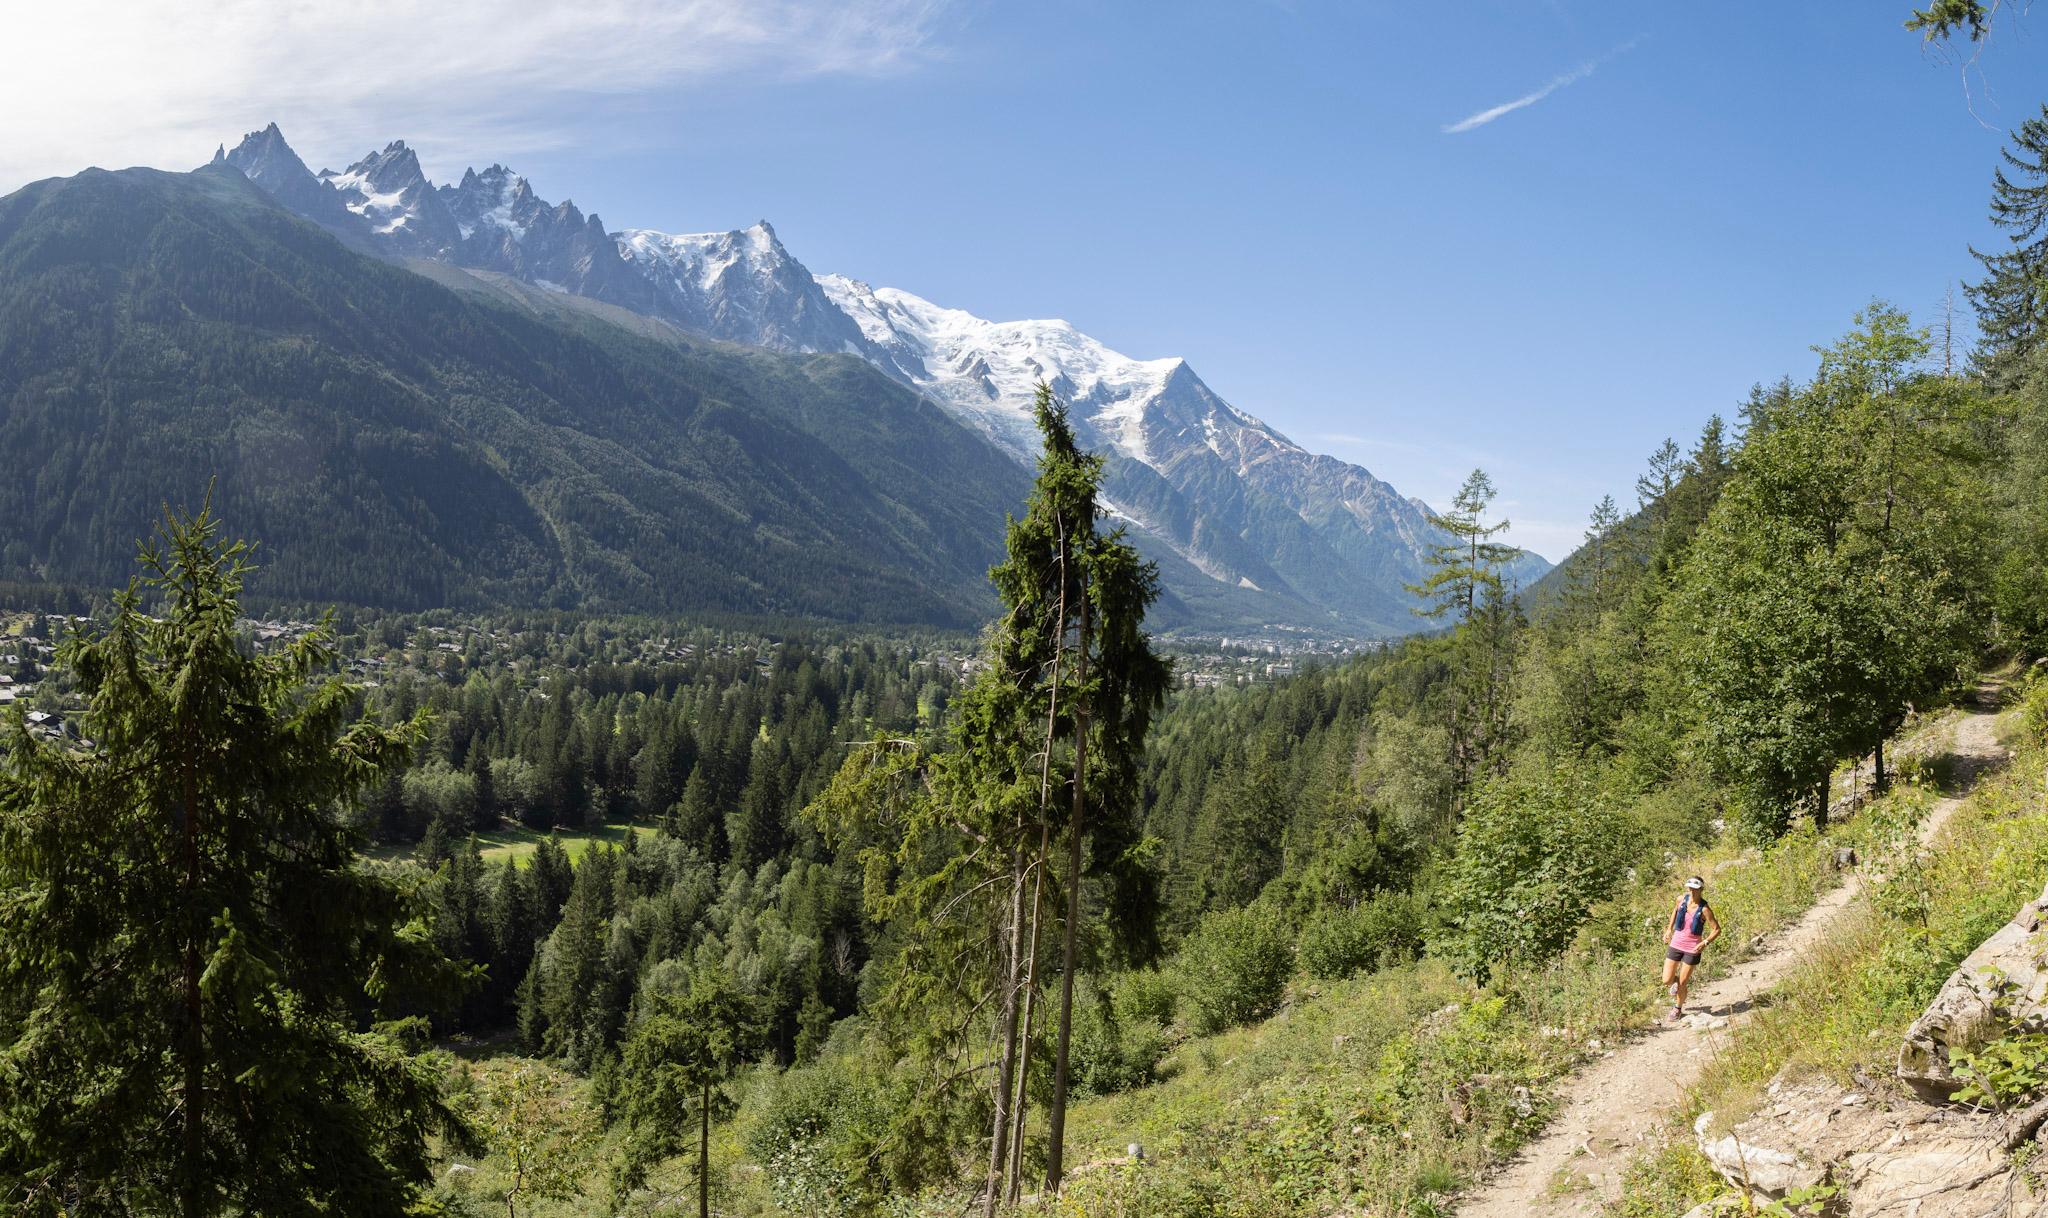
[1694,1077,2027,1216]
[1897,880,2048,1103]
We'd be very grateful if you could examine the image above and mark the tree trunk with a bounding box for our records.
[1874,736,1888,796]
[181,773,204,1218]
[1045,590,1089,1194]
[984,841,1026,1217]
[1814,777,1830,832]
[1007,828,1049,1204]
[989,528,1070,1213]
[1009,533,1069,1203]
[700,1080,711,1218]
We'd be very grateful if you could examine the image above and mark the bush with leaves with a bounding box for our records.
[1299,890,1424,981]
[1177,898,1295,1035]
[1068,977,1171,1097]
[744,1055,904,1217]
[1437,762,1627,985]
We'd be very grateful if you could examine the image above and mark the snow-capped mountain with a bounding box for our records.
[317,141,463,256]
[820,276,1478,625]
[437,162,649,306]
[209,124,1547,634]
[617,222,881,356]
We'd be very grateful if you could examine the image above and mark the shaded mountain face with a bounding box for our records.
[208,124,1549,634]
[0,164,1029,625]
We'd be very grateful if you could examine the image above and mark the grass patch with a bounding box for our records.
[360,821,650,867]
[470,821,649,866]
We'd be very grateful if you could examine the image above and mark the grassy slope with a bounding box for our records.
[1605,693,2047,1218]
[1029,711,1976,1218]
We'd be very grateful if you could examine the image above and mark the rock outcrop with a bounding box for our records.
[1694,1077,2038,1216]
[1897,879,2048,1102]
[1691,882,2048,1216]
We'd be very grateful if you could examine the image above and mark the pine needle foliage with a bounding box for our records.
[0,503,461,1217]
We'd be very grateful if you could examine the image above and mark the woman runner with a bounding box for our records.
[1662,875,1720,1020]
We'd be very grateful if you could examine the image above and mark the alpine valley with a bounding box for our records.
[0,124,1549,635]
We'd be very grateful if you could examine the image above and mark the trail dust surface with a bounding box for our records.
[1453,681,2013,1218]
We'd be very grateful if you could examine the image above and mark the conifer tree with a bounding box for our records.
[468,744,499,830]
[0,505,459,1216]
[1634,438,1684,544]
[803,384,1167,1206]
[1407,469,1521,786]
[1967,106,2048,385]
[612,968,764,1218]
[1407,469,1517,623]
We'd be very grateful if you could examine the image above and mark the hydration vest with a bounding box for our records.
[1672,896,1707,937]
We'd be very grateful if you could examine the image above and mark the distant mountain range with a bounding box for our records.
[209,125,1548,632]
[0,165,1025,625]
[0,127,1544,634]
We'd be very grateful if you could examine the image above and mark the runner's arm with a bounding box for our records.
[1701,905,1721,947]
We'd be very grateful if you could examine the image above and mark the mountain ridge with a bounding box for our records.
[207,124,1548,634]
[0,162,1032,625]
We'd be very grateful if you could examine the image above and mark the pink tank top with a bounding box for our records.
[1671,898,1707,952]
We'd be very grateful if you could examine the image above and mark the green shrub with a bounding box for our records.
[1625,778,1718,855]
[746,1058,897,1217]
[1177,899,1295,1035]
[1950,1031,2048,1107]
[1115,967,1178,1027]
[1070,978,1171,1097]
[1298,891,1423,980]
[2019,670,2048,743]
[1437,761,1626,984]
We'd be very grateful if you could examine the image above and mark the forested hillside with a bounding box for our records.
[9,252,2043,1214]
[0,163,1029,625]
[12,9,2048,1218]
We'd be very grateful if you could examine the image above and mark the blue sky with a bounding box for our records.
[10,1,2046,558]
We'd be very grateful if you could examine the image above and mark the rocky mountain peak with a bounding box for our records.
[210,123,358,233]
[203,122,1548,633]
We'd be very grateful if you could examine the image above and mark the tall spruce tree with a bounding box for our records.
[803,384,1167,1206]
[1967,106,2048,385]
[0,506,460,1217]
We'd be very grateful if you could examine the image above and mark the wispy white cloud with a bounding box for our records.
[0,0,954,191]
[1442,36,1643,134]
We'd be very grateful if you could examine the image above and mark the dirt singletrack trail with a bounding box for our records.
[1454,680,2013,1218]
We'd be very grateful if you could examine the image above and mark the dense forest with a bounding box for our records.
[0,163,1027,626]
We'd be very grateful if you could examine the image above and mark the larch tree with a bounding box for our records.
[1407,468,1519,623]
[1407,468,1522,787]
